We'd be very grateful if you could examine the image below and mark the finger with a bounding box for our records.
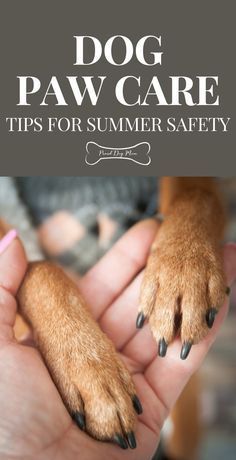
[123,324,157,368]
[0,230,27,296]
[0,287,18,343]
[123,243,236,369]
[78,219,160,319]
[0,231,27,344]
[99,271,143,350]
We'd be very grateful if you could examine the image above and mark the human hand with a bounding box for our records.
[0,221,235,460]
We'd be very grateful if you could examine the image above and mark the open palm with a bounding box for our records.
[0,220,235,460]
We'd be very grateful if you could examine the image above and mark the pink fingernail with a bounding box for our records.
[0,229,18,255]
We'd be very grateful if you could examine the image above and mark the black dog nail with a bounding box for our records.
[226,286,230,295]
[72,412,86,430]
[114,434,128,449]
[127,432,137,449]
[132,395,143,414]
[180,342,192,360]
[206,308,218,328]
[136,312,145,329]
[158,338,168,357]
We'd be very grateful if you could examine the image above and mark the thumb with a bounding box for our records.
[0,230,27,345]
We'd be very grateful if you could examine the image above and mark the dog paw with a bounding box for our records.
[137,215,228,359]
[51,334,139,448]
[18,262,140,448]
[67,363,139,449]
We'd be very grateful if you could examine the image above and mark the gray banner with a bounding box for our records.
[0,0,235,175]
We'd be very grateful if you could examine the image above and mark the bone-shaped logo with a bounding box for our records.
[85,141,151,166]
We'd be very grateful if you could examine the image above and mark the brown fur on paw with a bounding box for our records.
[138,192,226,359]
[17,262,138,447]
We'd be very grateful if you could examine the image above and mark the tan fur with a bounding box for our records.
[17,262,136,441]
[139,178,226,344]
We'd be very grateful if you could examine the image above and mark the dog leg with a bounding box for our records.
[138,177,227,358]
[17,261,138,448]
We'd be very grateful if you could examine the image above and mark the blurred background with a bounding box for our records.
[198,180,236,460]
[0,177,235,460]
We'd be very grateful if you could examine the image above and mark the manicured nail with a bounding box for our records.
[0,229,18,255]
[226,286,230,295]
[136,312,145,329]
[206,308,218,328]
[126,432,136,449]
[72,412,86,430]
[114,434,128,449]
[132,395,143,414]
[158,338,168,357]
[180,341,192,360]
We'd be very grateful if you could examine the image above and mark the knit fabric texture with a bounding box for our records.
[0,177,157,273]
